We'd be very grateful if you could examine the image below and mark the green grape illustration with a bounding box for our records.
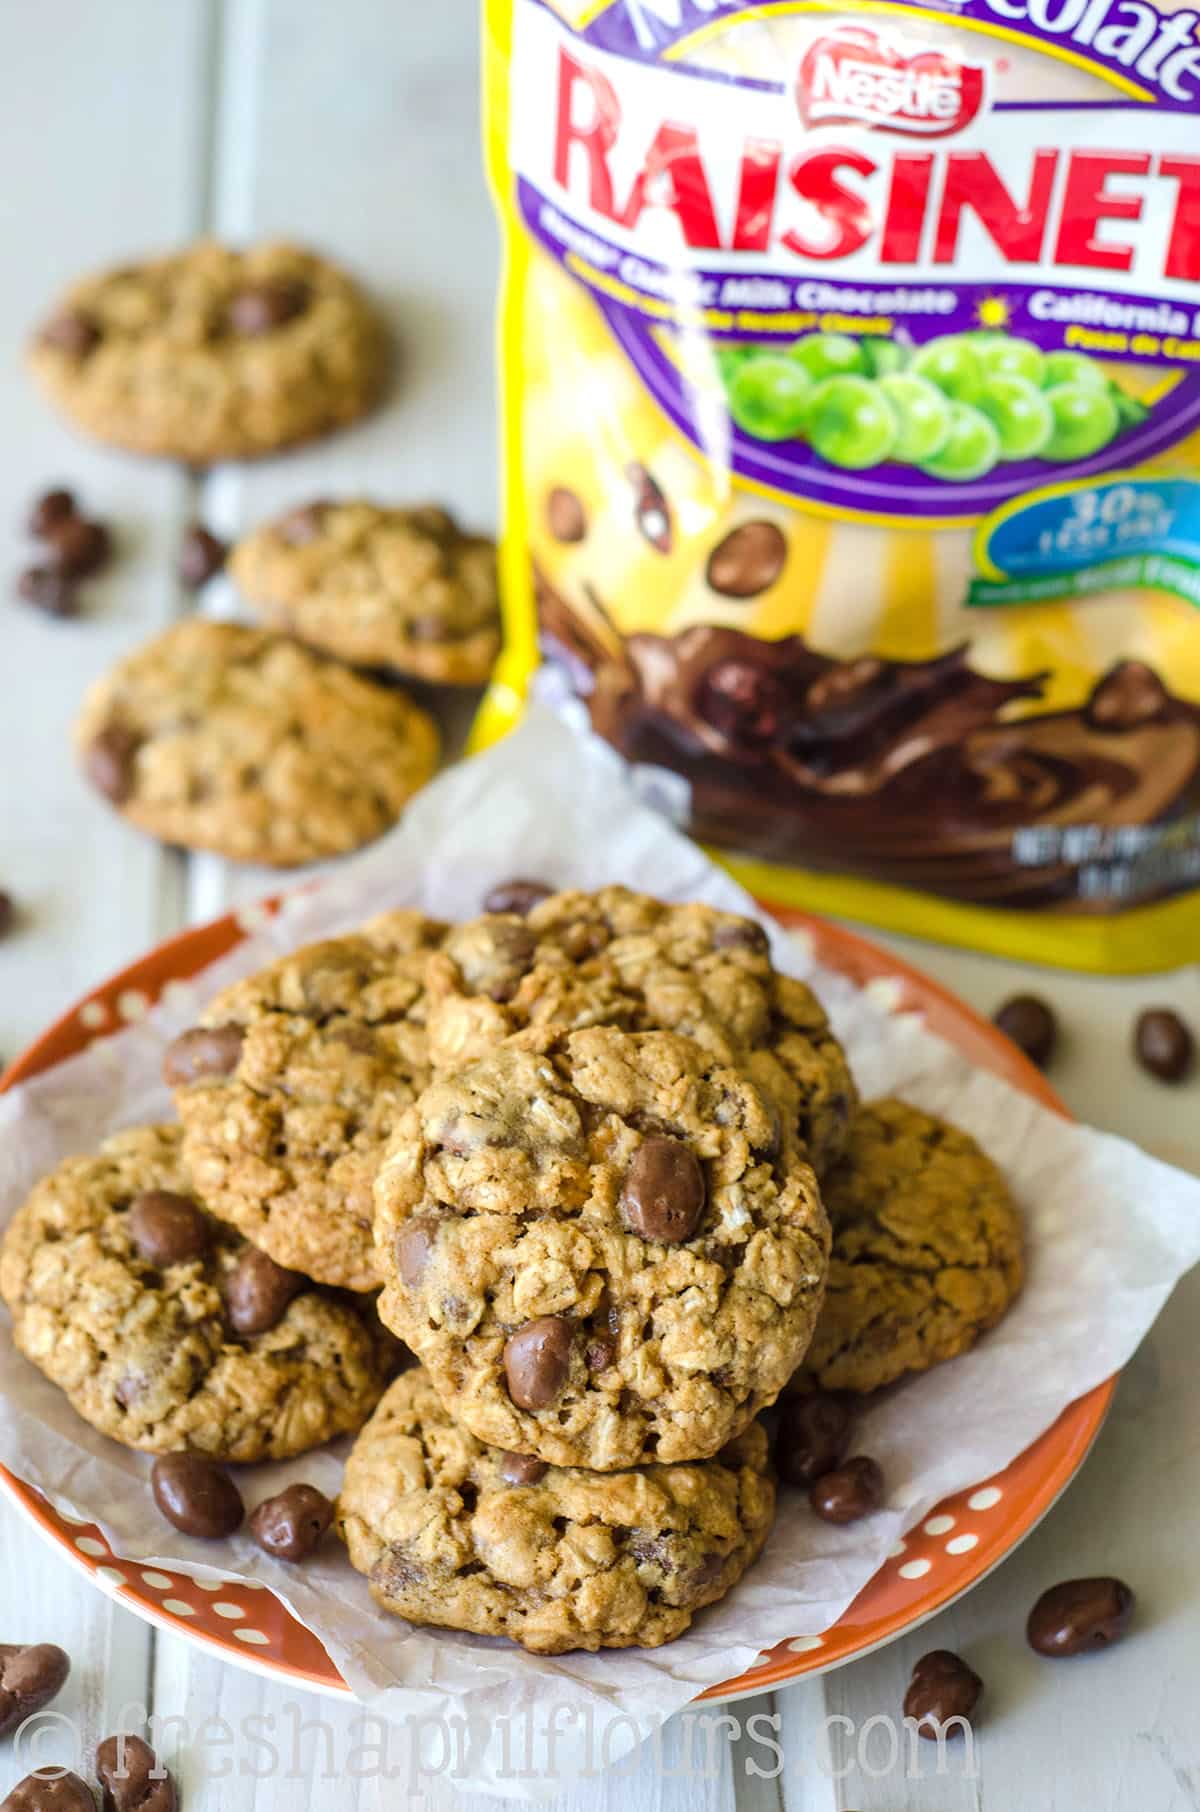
[788,332,867,382]
[918,401,1001,481]
[970,332,1046,385]
[878,374,951,463]
[910,336,985,405]
[805,375,899,469]
[976,374,1054,461]
[860,338,906,379]
[1041,350,1110,392]
[727,353,814,441]
[1042,383,1120,461]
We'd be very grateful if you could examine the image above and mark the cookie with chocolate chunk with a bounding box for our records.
[0,1125,395,1459]
[30,239,386,461]
[338,1367,775,1653]
[74,619,438,866]
[426,885,855,1173]
[799,1099,1024,1394]
[230,501,499,686]
[373,1023,830,1470]
[167,911,449,1292]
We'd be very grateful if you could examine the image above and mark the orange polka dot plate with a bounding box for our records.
[0,900,1114,1701]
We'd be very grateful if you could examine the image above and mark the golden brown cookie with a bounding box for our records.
[800,1099,1024,1393]
[374,1023,830,1470]
[0,1125,397,1460]
[167,911,449,1293]
[427,885,855,1172]
[230,501,499,686]
[74,620,439,866]
[337,1368,775,1653]
[29,239,386,461]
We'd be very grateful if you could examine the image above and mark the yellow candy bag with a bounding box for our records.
[479,0,1200,971]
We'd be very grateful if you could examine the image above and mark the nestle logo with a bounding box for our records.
[798,27,988,136]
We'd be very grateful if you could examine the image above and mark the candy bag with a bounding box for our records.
[479,0,1200,971]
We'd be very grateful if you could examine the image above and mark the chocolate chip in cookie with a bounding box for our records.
[394,1215,440,1287]
[497,1451,548,1486]
[482,878,553,917]
[163,1024,245,1087]
[127,1191,210,1267]
[620,1137,706,1243]
[224,1247,305,1334]
[277,501,331,546]
[503,1316,574,1410]
[84,726,141,804]
[227,278,309,336]
[40,309,100,357]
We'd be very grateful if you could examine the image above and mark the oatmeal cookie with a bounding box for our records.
[74,619,438,866]
[230,501,499,686]
[800,1099,1025,1393]
[374,1024,830,1469]
[0,1125,397,1459]
[337,1368,775,1653]
[426,885,855,1172]
[29,239,386,461]
[167,911,448,1293]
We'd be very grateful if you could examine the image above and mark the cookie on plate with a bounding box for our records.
[29,239,386,461]
[374,1023,830,1470]
[74,619,438,866]
[167,911,449,1293]
[0,1125,398,1460]
[337,1368,775,1653]
[230,501,500,687]
[799,1099,1025,1393]
[426,885,856,1172]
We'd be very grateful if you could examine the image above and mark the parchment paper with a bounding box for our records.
[2,708,1198,1795]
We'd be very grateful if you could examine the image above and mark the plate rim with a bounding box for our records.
[0,896,1115,1705]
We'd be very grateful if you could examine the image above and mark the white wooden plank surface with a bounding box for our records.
[0,0,214,1789]
[2,3,1200,1808]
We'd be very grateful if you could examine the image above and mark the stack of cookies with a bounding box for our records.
[0,885,1025,1656]
[29,239,502,865]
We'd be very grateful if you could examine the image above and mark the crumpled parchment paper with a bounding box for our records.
[2,708,1198,1796]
